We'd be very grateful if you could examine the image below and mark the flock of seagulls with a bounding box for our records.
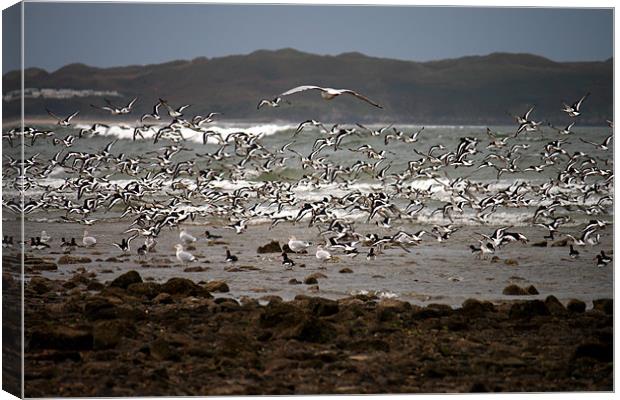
[3,85,613,281]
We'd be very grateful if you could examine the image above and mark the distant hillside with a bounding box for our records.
[2,49,613,124]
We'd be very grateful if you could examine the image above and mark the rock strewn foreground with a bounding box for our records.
[22,270,612,396]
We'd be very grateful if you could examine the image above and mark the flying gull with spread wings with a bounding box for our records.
[259,85,383,109]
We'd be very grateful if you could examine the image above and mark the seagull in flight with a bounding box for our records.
[91,97,137,115]
[273,85,383,109]
[257,97,290,109]
[580,135,612,151]
[46,108,79,126]
[562,92,590,117]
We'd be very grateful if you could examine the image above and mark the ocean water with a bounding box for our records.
[6,122,613,227]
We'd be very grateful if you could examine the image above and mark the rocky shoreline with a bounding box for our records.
[17,264,613,396]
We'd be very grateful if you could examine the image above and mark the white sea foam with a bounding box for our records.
[74,122,296,143]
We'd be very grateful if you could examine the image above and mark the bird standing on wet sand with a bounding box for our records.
[137,244,148,259]
[205,230,222,240]
[288,236,312,253]
[175,244,196,265]
[82,231,97,247]
[569,245,579,259]
[179,229,197,246]
[225,247,238,263]
[595,251,612,267]
[282,252,295,269]
[315,245,332,262]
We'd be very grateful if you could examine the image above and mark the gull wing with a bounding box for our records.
[66,111,80,121]
[341,90,383,109]
[46,108,61,121]
[579,138,598,147]
[279,85,323,97]
[574,92,590,109]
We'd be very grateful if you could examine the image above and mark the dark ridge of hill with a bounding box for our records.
[2,49,613,124]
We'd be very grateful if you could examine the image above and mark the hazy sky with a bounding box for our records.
[3,3,614,72]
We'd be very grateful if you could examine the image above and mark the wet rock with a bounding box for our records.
[26,259,58,271]
[567,299,586,313]
[412,304,451,319]
[160,277,212,298]
[490,256,501,263]
[544,295,567,315]
[461,298,495,316]
[288,278,302,285]
[593,298,613,315]
[153,293,173,304]
[427,303,454,315]
[259,302,303,329]
[504,259,519,266]
[259,295,283,305]
[294,295,339,317]
[28,276,55,294]
[469,382,489,392]
[509,300,549,319]
[308,285,320,293]
[204,280,230,293]
[127,282,161,299]
[339,268,353,273]
[86,281,105,291]
[93,320,135,350]
[84,297,118,320]
[58,255,92,265]
[109,270,142,289]
[211,298,240,312]
[531,241,547,247]
[526,285,539,295]
[183,266,208,272]
[105,257,120,262]
[572,342,613,362]
[376,299,412,321]
[551,238,569,247]
[303,276,318,285]
[150,339,180,361]
[257,240,282,254]
[502,284,529,296]
[29,326,93,351]
[284,316,337,343]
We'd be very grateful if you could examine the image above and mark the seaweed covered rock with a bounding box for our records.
[257,241,282,254]
[160,277,212,298]
[109,270,142,289]
[509,300,549,319]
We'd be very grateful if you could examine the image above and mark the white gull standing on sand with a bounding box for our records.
[175,244,196,265]
[288,236,312,253]
[315,245,332,262]
[179,229,197,245]
[82,231,97,247]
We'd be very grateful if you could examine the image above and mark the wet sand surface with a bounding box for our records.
[12,218,613,306]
